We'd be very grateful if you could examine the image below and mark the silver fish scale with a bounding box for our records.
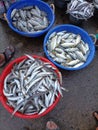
[46,31,90,68]
[11,5,49,33]
[3,55,63,116]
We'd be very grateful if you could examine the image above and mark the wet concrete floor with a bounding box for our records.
[0,5,98,130]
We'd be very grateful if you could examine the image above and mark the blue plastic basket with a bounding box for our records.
[6,0,55,37]
[43,24,95,70]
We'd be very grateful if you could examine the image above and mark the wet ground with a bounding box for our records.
[0,4,98,130]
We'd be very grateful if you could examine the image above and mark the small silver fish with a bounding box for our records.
[11,5,49,33]
[4,55,64,116]
[47,31,90,68]
[67,0,94,19]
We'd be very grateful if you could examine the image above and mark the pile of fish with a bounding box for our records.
[46,31,90,68]
[93,0,98,9]
[3,55,64,116]
[67,0,94,20]
[11,5,49,33]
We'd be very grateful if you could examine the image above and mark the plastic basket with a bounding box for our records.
[6,0,55,37]
[0,55,61,119]
[43,24,95,70]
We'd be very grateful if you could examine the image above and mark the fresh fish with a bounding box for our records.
[67,0,94,20]
[46,31,90,68]
[61,42,77,48]
[3,55,64,116]
[11,5,49,33]
[66,59,80,66]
